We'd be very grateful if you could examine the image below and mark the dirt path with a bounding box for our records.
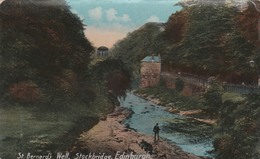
[71,107,212,159]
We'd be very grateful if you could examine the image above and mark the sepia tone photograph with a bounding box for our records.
[0,0,259,159]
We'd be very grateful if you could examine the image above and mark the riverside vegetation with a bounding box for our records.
[110,3,260,84]
[0,0,131,158]
[135,80,259,159]
[109,2,260,159]
[1,0,259,159]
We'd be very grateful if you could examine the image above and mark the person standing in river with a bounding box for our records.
[153,123,160,142]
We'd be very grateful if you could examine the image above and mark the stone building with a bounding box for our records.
[140,55,161,88]
[97,46,109,57]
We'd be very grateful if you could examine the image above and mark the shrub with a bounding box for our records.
[106,70,131,98]
[8,81,43,103]
[175,78,184,92]
[53,69,78,96]
[203,82,224,113]
[221,92,245,103]
[213,93,260,159]
[92,59,132,99]
[214,133,233,152]
[234,117,258,134]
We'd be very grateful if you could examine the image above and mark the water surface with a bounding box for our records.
[120,92,214,157]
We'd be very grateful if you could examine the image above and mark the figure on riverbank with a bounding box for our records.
[153,123,160,142]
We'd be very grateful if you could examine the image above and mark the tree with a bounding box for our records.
[175,78,184,92]
[0,0,94,105]
[92,59,132,100]
[203,81,224,113]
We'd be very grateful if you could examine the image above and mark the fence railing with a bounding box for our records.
[161,71,260,94]
[223,84,260,94]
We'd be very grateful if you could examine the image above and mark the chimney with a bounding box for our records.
[151,54,155,62]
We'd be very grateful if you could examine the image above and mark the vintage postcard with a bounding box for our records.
[0,0,259,159]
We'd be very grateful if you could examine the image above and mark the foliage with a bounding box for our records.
[213,133,234,158]
[213,93,260,159]
[136,80,259,159]
[165,10,188,44]
[110,5,259,84]
[109,4,260,158]
[109,22,169,77]
[0,0,95,106]
[234,3,260,46]
[0,0,132,157]
[166,5,240,75]
[8,81,43,103]
[52,69,79,97]
[203,82,224,113]
[175,78,184,92]
[135,84,202,110]
[221,92,245,103]
[91,59,132,100]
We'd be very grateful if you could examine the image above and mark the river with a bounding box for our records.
[0,92,214,158]
[119,92,214,157]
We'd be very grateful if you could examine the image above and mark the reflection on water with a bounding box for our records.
[120,92,214,157]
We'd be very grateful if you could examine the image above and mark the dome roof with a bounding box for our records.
[97,46,109,51]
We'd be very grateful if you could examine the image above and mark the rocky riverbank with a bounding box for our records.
[135,93,217,125]
[71,107,212,159]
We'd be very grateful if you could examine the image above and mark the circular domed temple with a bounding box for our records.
[97,46,109,57]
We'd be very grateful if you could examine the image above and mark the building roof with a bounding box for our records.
[97,46,109,51]
[141,56,161,62]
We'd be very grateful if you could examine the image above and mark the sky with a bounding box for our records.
[0,0,181,48]
[65,0,182,48]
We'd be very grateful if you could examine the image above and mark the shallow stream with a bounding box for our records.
[0,92,214,158]
[120,92,214,157]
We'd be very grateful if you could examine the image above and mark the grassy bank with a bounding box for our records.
[0,93,115,159]
[135,83,260,159]
[135,84,203,111]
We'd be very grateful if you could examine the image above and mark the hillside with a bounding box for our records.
[110,22,168,77]
[109,3,260,159]
[0,0,132,106]
[0,0,97,157]
[110,3,260,85]
[0,0,96,106]
[0,0,132,157]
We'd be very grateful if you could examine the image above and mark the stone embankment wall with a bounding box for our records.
[161,74,206,96]
[161,71,260,95]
